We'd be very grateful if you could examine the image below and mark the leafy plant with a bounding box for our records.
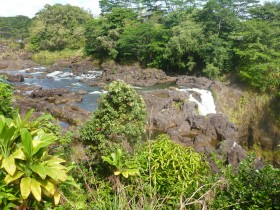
[134,134,210,203]
[79,80,147,156]
[0,112,68,208]
[102,148,139,178]
[211,155,280,209]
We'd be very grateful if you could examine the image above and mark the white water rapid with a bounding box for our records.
[178,88,216,116]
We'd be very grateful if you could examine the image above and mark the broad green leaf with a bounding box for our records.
[12,148,26,160]
[44,166,67,182]
[44,156,66,165]
[4,171,24,184]
[54,190,61,206]
[31,178,41,202]
[39,180,55,195]
[20,177,31,199]
[32,132,57,155]
[2,155,16,176]
[20,128,33,159]
[30,163,47,179]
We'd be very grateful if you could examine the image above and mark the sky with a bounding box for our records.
[0,0,277,18]
[0,0,101,17]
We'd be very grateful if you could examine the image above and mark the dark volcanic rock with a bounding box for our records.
[176,76,214,89]
[31,88,70,98]
[14,93,90,126]
[210,114,237,141]
[217,139,247,166]
[0,73,25,82]
[142,88,245,166]
[101,62,176,86]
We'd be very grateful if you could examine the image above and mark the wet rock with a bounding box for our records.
[13,94,90,126]
[77,90,87,95]
[176,76,214,89]
[0,73,25,82]
[31,88,70,98]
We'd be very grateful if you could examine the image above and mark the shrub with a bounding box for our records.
[134,134,210,204]
[212,155,280,209]
[79,80,147,156]
[0,78,14,117]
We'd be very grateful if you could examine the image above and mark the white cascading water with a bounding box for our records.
[177,88,216,116]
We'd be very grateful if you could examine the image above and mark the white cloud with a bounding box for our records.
[0,0,101,18]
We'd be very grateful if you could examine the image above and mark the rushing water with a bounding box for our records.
[1,67,104,111]
[177,88,216,115]
[1,67,217,115]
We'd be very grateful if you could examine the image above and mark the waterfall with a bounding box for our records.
[177,88,216,116]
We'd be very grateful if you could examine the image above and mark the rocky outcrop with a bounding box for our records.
[101,62,176,86]
[2,73,25,82]
[176,76,214,89]
[14,89,89,126]
[31,88,70,98]
[141,88,246,166]
[0,60,38,70]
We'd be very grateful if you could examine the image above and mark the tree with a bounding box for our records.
[233,17,280,92]
[117,20,168,67]
[79,81,147,156]
[0,16,31,39]
[84,8,137,62]
[28,4,92,51]
[164,18,205,72]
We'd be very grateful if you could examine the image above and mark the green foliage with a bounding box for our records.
[135,134,210,202]
[233,17,280,92]
[102,148,140,178]
[212,155,280,209]
[0,78,14,118]
[84,8,137,62]
[79,80,147,156]
[117,20,168,68]
[0,111,68,207]
[28,4,92,51]
[0,16,31,39]
[0,171,19,210]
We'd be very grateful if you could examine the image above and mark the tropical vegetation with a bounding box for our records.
[0,0,280,209]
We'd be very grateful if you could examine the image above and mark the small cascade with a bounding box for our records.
[178,88,216,116]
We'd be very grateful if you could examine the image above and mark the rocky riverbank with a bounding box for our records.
[1,56,279,167]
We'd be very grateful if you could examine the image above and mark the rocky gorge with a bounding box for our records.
[0,55,279,168]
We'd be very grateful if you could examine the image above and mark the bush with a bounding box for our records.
[212,155,280,209]
[134,134,210,204]
[0,78,14,117]
[79,80,147,156]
